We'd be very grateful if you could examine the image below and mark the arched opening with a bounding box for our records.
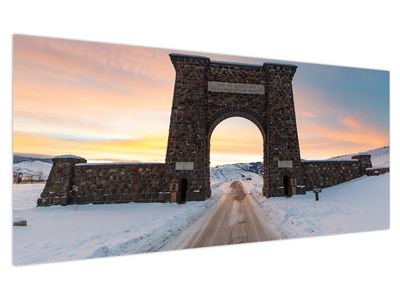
[209,117,264,187]
[283,175,291,197]
[178,178,188,204]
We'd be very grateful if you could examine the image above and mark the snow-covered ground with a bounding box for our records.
[13,183,45,210]
[252,174,389,238]
[12,145,390,264]
[12,184,225,265]
[211,145,390,239]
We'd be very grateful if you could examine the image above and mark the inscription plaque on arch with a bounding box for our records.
[208,81,265,95]
[278,160,293,168]
[175,162,194,170]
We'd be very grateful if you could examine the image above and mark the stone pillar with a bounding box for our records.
[37,155,87,206]
[165,53,210,201]
[352,154,372,174]
[263,63,305,197]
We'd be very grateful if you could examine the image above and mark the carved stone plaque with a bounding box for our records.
[208,81,265,95]
[175,162,194,170]
[278,160,293,168]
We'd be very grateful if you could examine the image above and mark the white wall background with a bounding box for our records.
[1,1,399,299]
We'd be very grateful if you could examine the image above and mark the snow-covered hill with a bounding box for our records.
[328,146,389,168]
[13,160,53,180]
[233,162,263,175]
[13,155,52,164]
[210,164,261,184]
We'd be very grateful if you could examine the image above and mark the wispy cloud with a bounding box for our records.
[339,116,363,130]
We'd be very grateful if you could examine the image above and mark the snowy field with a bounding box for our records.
[12,183,225,265]
[12,146,390,264]
[13,183,45,210]
[252,174,390,238]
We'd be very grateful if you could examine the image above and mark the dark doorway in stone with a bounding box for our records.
[283,175,291,197]
[178,178,188,204]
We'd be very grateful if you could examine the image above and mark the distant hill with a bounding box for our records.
[13,160,53,180]
[328,146,389,168]
[13,155,53,164]
[233,162,263,175]
[210,163,262,184]
[13,155,53,181]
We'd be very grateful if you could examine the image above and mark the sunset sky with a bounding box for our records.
[13,35,389,165]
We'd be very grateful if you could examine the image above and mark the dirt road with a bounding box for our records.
[163,180,278,250]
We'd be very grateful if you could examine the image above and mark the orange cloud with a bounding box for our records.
[298,119,388,159]
[293,84,388,159]
[339,116,363,130]
[14,132,168,162]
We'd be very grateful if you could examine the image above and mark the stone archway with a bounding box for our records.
[165,53,305,199]
[206,108,267,195]
[38,53,373,206]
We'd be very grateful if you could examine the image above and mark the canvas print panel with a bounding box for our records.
[12,35,389,265]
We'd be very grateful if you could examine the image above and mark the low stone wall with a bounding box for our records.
[38,156,87,206]
[366,167,390,176]
[38,156,169,206]
[38,154,374,206]
[72,163,169,204]
[302,154,372,190]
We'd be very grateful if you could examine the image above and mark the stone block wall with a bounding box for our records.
[37,156,87,206]
[302,155,372,190]
[72,163,169,204]
[38,158,169,206]
[38,154,375,206]
[165,54,211,201]
[366,167,389,176]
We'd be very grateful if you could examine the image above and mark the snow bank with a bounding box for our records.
[12,184,224,265]
[252,174,389,238]
[13,183,45,210]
